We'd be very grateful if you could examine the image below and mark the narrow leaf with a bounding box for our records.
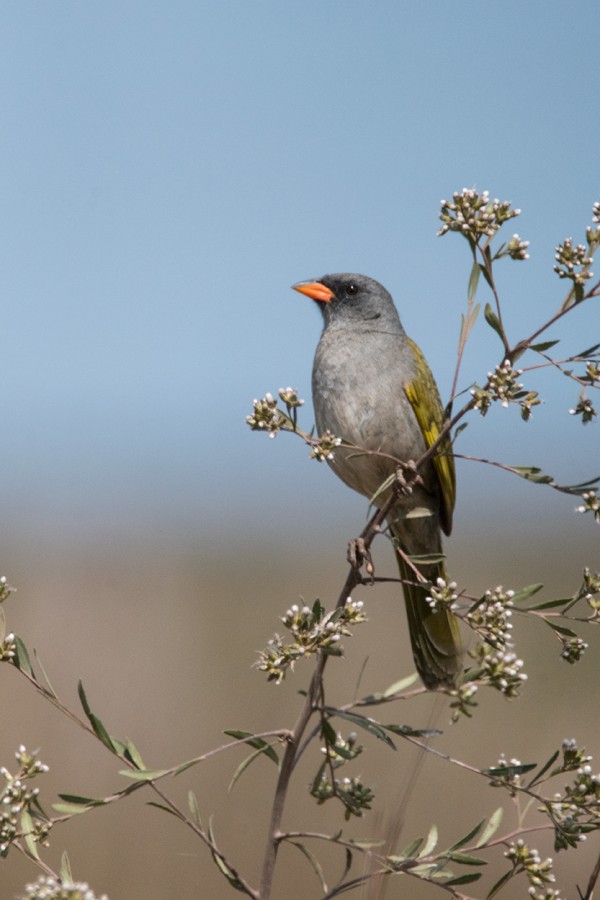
[531,340,560,352]
[119,768,169,781]
[526,750,560,788]
[468,261,481,303]
[326,709,396,750]
[510,466,554,485]
[188,790,202,828]
[487,867,514,898]
[332,848,353,892]
[418,824,438,858]
[122,739,144,769]
[446,851,487,865]
[525,597,570,611]
[448,819,485,851]
[13,637,35,678]
[484,303,504,341]
[33,650,57,697]
[146,801,181,819]
[59,851,73,884]
[289,841,328,892]
[369,473,396,505]
[208,818,246,892]
[446,872,483,886]
[174,757,206,776]
[77,681,116,753]
[384,724,442,738]
[510,583,544,604]
[578,341,600,358]
[57,793,104,806]
[224,730,279,765]
[392,837,424,861]
[20,810,39,860]
[545,620,577,638]
[53,802,94,815]
[229,747,274,791]
[321,718,337,747]
[483,763,537,778]
[475,807,503,848]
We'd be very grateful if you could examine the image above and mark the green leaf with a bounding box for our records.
[390,836,424,862]
[13,637,35,678]
[188,790,202,828]
[530,339,560,352]
[59,851,73,884]
[20,810,39,860]
[418,824,438,858]
[526,750,560,788]
[325,709,396,750]
[33,649,57,698]
[483,763,537,778]
[545,620,577,638]
[53,802,95,815]
[369,472,396,505]
[445,872,483,886]
[229,746,278,791]
[122,739,145,770]
[448,819,485,851]
[403,507,434,520]
[57,793,105,806]
[525,597,570,611]
[510,583,544,604]
[510,466,554,484]
[349,837,386,849]
[208,818,246,893]
[468,260,481,303]
[446,851,487,865]
[223,730,279,765]
[321,718,338,747]
[475,807,503,848]
[289,841,328,892]
[0,607,5,642]
[484,303,504,341]
[384,724,442,738]
[578,341,600,358]
[332,847,353,893]
[146,801,181,819]
[360,673,420,706]
[77,680,118,754]
[487,867,514,898]
[119,768,169,781]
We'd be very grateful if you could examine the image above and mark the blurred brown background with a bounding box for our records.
[1,484,598,898]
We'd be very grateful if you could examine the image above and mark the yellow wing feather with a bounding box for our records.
[404,339,455,535]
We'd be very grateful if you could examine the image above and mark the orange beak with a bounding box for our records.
[292,280,335,303]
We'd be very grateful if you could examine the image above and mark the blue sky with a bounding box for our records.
[1,1,598,538]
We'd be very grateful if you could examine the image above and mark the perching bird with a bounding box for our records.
[293,273,462,689]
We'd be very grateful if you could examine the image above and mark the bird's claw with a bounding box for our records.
[347,537,375,582]
[394,460,421,497]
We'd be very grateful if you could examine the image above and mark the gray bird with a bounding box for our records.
[293,273,462,689]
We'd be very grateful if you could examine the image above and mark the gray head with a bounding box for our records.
[292,273,403,332]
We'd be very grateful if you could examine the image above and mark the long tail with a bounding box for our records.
[396,551,462,690]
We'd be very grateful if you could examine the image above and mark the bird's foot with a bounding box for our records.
[347,537,375,582]
[394,460,421,497]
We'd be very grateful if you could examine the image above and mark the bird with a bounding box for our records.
[293,273,462,689]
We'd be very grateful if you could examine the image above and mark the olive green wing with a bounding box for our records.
[404,339,456,535]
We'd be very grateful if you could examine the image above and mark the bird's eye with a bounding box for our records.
[345,283,357,295]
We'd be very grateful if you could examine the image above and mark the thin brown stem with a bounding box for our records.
[258,494,396,898]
